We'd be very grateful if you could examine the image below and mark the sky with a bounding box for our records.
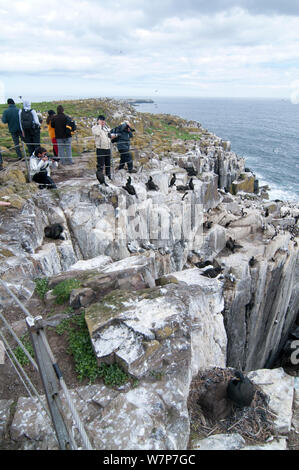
[1,0,299,102]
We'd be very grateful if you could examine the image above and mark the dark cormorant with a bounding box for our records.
[44,223,65,240]
[194,260,212,268]
[169,173,176,187]
[201,266,223,278]
[176,185,189,192]
[188,178,194,190]
[249,256,256,267]
[226,237,242,253]
[227,371,255,407]
[184,166,197,176]
[146,176,159,191]
[203,221,213,230]
[123,177,138,197]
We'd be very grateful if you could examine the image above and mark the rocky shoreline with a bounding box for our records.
[0,98,298,450]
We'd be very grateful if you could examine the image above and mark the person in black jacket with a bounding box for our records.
[51,105,73,165]
[1,99,23,160]
[19,100,41,156]
[110,121,136,173]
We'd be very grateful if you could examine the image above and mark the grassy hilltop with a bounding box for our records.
[0,97,204,161]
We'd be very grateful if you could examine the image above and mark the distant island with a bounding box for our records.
[125,98,154,105]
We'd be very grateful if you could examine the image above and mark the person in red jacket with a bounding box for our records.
[46,110,58,157]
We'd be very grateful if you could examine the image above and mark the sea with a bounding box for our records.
[135,97,299,203]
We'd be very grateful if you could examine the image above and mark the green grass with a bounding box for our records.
[34,278,49,300]
[1,97,202,163]
[145,119,201,143]
[52,278,81,305]
[13,334,35,367]
[56,312,129,386]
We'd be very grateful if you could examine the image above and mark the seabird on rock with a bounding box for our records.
[196,375,233,420]
[96,171,108,186]
[169,173,176,187]
[184,166,197,176]
[201,266,223,278]
[188,178,194,190]
[203,221,213,230]
[176,184,189,192]
[194,260,212,268]
[146,176,159,191]
[226,237,243,253]
[227,371,255,408]
[44,223,65,240]
[249,256,256,267]
[123,176,138,197]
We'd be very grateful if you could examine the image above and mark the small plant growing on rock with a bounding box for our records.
[98,362,129,388]
[13,334,35,366]
[55,311,129,387]
[52,278,81,305]
[34,278,49,300]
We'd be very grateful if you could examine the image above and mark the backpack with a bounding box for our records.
[65,115,76,138]
[21,109,34,131]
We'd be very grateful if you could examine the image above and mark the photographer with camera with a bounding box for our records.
[110,120,137,173]
[29,146,58,189]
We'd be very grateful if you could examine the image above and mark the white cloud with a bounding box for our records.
[1,1,299,98]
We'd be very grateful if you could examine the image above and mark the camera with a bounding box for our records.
[47,154,60,162]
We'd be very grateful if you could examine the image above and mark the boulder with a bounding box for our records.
[10,397,57,450]
[85,269,226,378]
[248,368,294,434]
[87,377,190,450]
[69,287,96,308]
[231,173,256,195]
[0,399,14,440]
[68,255,112,272]
[192,433,245,450]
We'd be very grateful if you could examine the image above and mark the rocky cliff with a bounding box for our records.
[0,98,298,450]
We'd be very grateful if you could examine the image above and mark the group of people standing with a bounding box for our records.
[92,115,136,179]
[1,98,38,159]
[1,99,74,166]
[2,98,136,191]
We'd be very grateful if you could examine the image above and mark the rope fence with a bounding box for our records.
[0,135,155,183]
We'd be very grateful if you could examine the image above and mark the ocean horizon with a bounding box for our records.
[136,97,299,204]
[6,94,299,203]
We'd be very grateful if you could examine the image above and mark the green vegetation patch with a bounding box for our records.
[56,312,129,386]
[34,278,49,300]
[13,333,35,367]
[52,278,81,304]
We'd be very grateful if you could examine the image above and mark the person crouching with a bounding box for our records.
[29,146,58,189]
